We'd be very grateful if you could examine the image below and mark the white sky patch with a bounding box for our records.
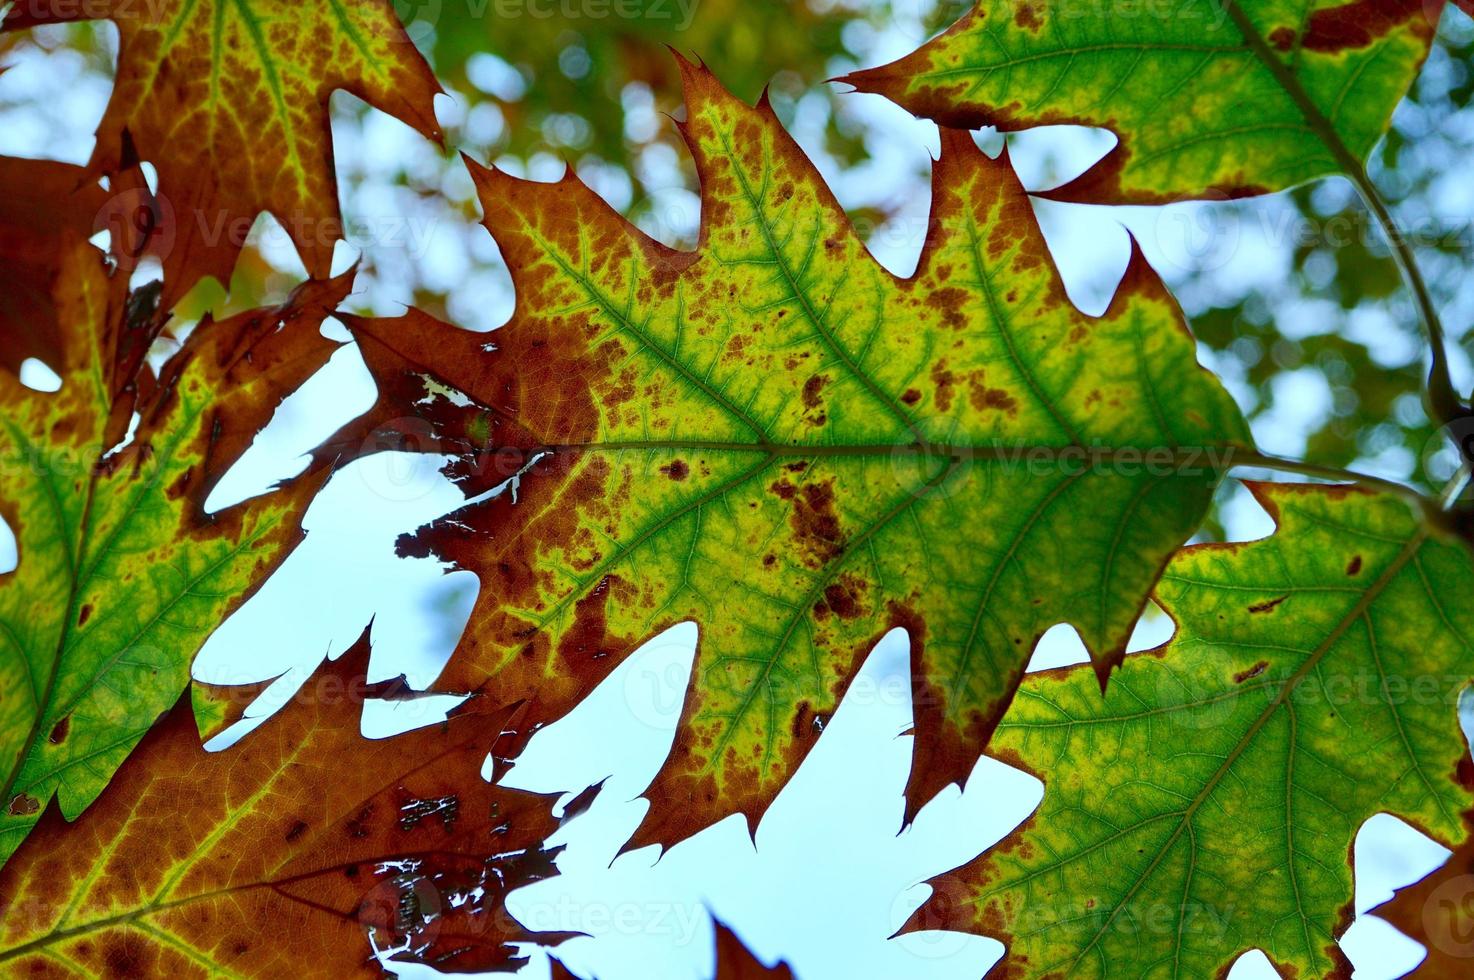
[415,373,475,408]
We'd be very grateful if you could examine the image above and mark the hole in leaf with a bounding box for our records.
[17,357,61,392]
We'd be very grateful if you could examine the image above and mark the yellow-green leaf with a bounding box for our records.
[0,220,354,866]
[912,483,1474,978]
[843,0,1445,202]
[2,0,442,304]
[342,60,1251,846]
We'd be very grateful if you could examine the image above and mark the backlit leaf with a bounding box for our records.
[1,0,442,304]
[908,483,1474,978]
[0,224,355,866]
[0,159,106,377]
[341,60,1251,846]
[843,0,1449,203]
[0,638,567,976]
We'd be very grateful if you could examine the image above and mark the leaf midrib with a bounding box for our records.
[524,439,1239,458]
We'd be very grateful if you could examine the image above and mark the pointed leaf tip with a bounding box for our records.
[1,0,441,302]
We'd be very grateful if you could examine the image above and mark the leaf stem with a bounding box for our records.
[1222,0,1466,430]
[1226,448,1456,527]
[1439,465,1472,509]
[1344,161,1462,422]
[1231,448,1445,518]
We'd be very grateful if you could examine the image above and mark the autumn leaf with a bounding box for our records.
[0,153,168,379]
[1370,812,1474,977]
[842,0,1450,203]
[550,920,793,979]
[908,483,1474,978]
[338,59,1251,847]
[0,158,106,377]
[1,0,442,305]
[0,226,356,866]
[0,635,568,976]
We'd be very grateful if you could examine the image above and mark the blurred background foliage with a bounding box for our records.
[420,0,971,170]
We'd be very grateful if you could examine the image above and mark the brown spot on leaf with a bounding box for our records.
[1248,595,1288,614]
[1346,555,1362,576]
[928,286,968,330]
[800,374,830,427]
[345,804,374,839]
[1234,661,1269,683]
[820,576,867,621]
[660,459,689,481]
[791,702,814,740]
[801,374,828,409]
[7,793,39,816]
[1269,0,1425,53]
[901,388,921,405]
[931,360,957,412]
[967,375,1018,416]
[77,603,92,627]
[724,334,748,363]
[48,716,70,744]
[1456,755,1474,792]
[787,480,845,567]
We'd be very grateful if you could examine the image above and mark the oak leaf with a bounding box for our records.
[341,60,1251,846]
[0,221,356,865]
[908,484,1474,978]
[843,0,1452,203]
[0,637,567,976]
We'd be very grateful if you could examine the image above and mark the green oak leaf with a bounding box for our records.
[844,0,1450,202]
[910,483,1474,978]
[337,60,1252,847]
